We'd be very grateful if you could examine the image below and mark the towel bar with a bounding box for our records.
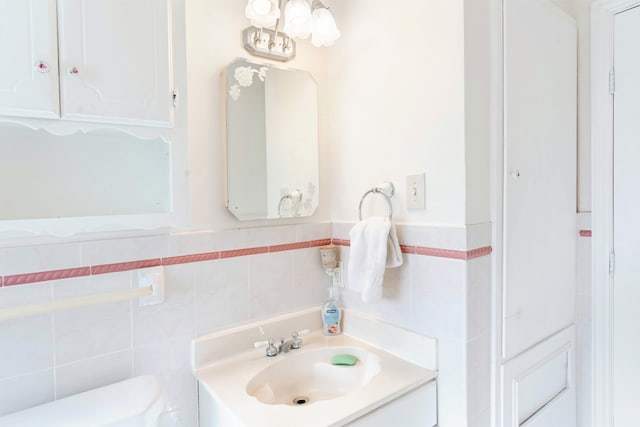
[358,182,395,221]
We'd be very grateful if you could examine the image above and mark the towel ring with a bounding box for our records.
[278,189,303,217]
[358,182,395,221]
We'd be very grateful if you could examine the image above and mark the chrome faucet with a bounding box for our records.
[279,331,303,354]
[253,330,309,357]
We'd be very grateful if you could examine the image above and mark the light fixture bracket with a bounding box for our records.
[242,26,296,62]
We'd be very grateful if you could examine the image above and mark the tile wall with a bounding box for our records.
[0,221,493,426]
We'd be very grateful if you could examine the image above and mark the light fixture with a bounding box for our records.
[311,6,340,47]
[245,0,281,28]
[243,0,340,62]
[283,0,312,39]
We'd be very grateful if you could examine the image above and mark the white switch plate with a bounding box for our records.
[406,173,426,209]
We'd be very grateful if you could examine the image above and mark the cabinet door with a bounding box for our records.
[57,0,173,127]
[0,0,59,118]
[503,0,577,360]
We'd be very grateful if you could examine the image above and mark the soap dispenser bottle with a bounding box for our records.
[322,287,342,335]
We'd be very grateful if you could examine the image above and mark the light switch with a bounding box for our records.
[406,173,426,210]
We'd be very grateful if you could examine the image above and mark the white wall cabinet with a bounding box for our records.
[0,0,174,127]
[499,0,577,425]
[0,0,60,119]
[502,0,576,360]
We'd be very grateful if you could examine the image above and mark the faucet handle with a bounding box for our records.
[290,329,310,349]
[253,338,279,357]
[253,338,270,349]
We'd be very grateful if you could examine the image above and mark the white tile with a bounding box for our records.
[467,332,492,424]
[466,222,492,250]
[436,337,468,427]
[55,350,132,399]
[214,229,248,252]
[133,264,195,346]
[293,247,331,309]
[0,243,82,275]
[0,282,52,309]
[248,252,293,321]
[133,334,197,425]
[397,224,467,250]
[410,255,467,340]
[295,222,331,242]
[245,225,296,247]
[195,257,249,335]
[0,370,54,416]
[336,243,409,327]
[168,231,218,256]
[343,256,413,330]
[53,273,132,364]
[81,235,169,265]
[466,257,492,340]
[576,212,591,230]
[0,284,54,379]
[330,221,354,241]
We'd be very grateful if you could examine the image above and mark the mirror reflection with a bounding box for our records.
[224,58,319,220]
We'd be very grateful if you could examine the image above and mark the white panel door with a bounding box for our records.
[57,0,173,127]
[503,0,577,360]
[613,6,640,426]
[0,0,59,118]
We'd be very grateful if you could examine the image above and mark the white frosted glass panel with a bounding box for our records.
[0,124,170,219]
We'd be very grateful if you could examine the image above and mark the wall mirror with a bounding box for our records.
[0,123,170,221]
[224,58,319,220]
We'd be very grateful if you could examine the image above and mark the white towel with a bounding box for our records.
[348,217,403,303]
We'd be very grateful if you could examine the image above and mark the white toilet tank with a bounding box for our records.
[0,375,165,427]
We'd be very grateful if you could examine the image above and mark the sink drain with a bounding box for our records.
[292,396,310,405]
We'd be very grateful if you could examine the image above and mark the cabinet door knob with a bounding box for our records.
[67,66,80,76]
[35,61,50,73]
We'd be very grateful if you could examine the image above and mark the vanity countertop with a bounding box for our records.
[192,308,438,427]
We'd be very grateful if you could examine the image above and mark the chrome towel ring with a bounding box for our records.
[358,182,395,221]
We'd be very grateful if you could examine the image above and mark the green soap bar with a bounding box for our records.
[331,354,357,366]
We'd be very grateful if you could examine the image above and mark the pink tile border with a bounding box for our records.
[4,267,91,287]
[579,229,592,237]
[0,237,493,288]
[338,240,492,260]
[91,259,162,275]
[162,252,220,266]
[220,247,269,259]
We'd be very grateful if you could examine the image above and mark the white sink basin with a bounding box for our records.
[192,308,438,427]
[246,347,381,405]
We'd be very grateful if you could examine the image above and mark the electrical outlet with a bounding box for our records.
[406,173,426,209]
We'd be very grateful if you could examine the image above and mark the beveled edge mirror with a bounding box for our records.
[223,58,319,220]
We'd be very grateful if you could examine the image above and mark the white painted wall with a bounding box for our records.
[327,0,467,225]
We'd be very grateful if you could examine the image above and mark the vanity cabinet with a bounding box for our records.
[0,0,174,127]
[345,381,438,427]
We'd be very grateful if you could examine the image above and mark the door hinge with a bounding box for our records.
[609,251,616,276]
[172,89,179,108]
[609,69,615,95]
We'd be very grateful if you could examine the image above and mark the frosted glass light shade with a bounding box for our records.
[311,7,340,47]
[283,0,312,39]
[245,0,280,28]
